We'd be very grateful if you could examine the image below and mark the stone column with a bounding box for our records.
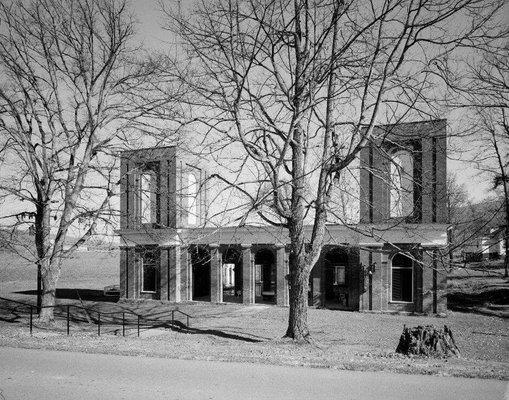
[169,246,181,302]
[422,248,434,314]
[421,137,434,223]
[369,249,383,311]
[127,247,136,299]
[312,250,325,307]
[127,161,138,228]
[436,252,448,315]
[435,134,448,223]
[359,248,371,311]
[412,249,423,314]
[180,247,191,301]
[119,158,128,229]
[210,244,222,303]
[159,160,169,227]
[120,247,128,299]
[380,251,389,311]
[276,244,289,307]
[347,248,361,310]
[372,145,390,222]
[159,247,169,301]
[242,244,255,304]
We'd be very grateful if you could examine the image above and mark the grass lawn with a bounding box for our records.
[0,249,118,298]
[447,259,508,317]
[0,250,507,380]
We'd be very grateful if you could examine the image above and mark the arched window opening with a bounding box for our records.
[390,150,414,218]
[391,253,413,303]
[140,171,157,224]
[187,173,198,226]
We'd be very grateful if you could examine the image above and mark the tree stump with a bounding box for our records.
[396,325,460,357]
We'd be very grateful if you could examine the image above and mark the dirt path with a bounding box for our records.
[0,347,506,400]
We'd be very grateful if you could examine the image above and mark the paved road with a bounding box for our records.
[0,347,506,400]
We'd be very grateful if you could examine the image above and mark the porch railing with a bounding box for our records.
[0,296,192,337]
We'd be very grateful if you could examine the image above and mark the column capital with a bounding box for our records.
[274,243,286,249]
[240,243,252,249]
[209,243,220,249]
[420,243,442,249]
[359,243,384,248]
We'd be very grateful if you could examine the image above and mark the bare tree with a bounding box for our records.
[475,107,508,276]
[164,0,503,340]
[0,0,177,322]
[444,32,508,275]
[447,173,469,226]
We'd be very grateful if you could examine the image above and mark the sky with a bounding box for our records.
[131,0,505,203]
[0,0,505,232]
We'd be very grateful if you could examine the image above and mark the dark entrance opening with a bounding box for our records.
[190,245,210,301]
[254,248,276,304]
[137,246,160,300]
[324,248,349,309]
[222,247,243,303]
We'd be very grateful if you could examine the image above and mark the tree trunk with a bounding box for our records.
[35,199,56,323]
[38,258,59,323]
[396,325,460,357]
[492,130,508,278]
[504,232,508,278]
[285,249,310,341]
[498,161,509,278]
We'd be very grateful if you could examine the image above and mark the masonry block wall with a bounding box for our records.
[357,245,445,314]
[117,120,448,315]
[120,147,177,230]
[120,146,207,230]
[359,119,447,224]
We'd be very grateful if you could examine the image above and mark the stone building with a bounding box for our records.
[117,119,449,314]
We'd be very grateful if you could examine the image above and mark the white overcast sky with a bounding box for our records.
[132,0,508,202]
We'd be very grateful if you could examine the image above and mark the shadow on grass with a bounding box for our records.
[156,320,263,343]
[0,298,264,343]
[15,288,119,303]
[448,287,509,307]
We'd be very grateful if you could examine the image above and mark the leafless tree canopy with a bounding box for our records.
[0,0,177,321]
[164,0,505,340]
[444,28,508,275]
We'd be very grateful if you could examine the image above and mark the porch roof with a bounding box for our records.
[118,223,449,248]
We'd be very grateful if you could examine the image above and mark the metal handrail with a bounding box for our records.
[0,296,193,336]
[171,309,192,328]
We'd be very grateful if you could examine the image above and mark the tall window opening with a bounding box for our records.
[391,253,413,302]
[138,162,159,225]
[390,150,414,218]
[331,265,346,285]
[141,249,158,293]
[140,173,153,224]
[187,173,198,226]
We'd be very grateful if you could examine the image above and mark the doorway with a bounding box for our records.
[222,247,243,303]
[254,248,276,304]
[190,245,210,301]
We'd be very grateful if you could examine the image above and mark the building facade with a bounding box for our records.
[117,120,449,314]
